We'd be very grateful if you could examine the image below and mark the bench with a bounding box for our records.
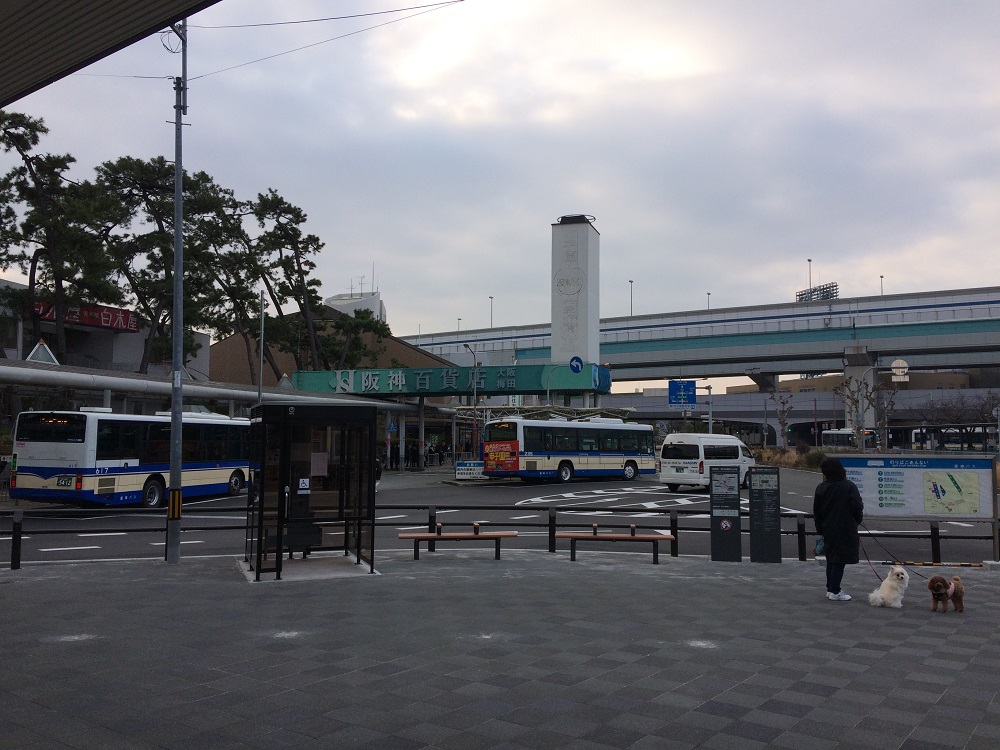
[555,524,674,564]
[398,523,518,560]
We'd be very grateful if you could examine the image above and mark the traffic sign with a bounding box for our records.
[569,356,584,374]
[668,380,697,406]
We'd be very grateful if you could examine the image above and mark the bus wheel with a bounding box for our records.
[667,484,680,492]
[228,471,245,495]
[623,461,638,481]
[557,462,574,483]
[142,478,166,508]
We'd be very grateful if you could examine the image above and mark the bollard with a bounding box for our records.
[930,521,941,564]
[428,506,436,552]
[11,509,23,570]
[796,517,807,561]
[670,509,679,557]
[548,508,556,553]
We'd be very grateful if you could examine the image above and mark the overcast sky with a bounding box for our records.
[5,0,1000,339]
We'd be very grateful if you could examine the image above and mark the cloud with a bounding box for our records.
[4,0,1000,334]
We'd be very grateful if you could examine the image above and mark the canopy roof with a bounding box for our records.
[0,0,222,108]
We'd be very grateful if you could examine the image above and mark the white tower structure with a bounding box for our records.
[550,214,600,365]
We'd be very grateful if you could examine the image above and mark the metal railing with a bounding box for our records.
[3,503,996,569]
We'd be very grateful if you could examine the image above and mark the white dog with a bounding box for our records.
[868,566,910,608]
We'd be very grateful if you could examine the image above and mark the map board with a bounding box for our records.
[839,455,997,519]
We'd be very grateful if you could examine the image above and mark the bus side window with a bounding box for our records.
[96,421,121,460]
[601,431,621,451]
[144,424,171,465]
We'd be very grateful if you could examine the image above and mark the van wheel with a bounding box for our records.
[740,472,749,489]
[557,462,574,483]
[141,478,166,509]
[228,471,245,495]
[667,484,680,492]
[623,461,638,481]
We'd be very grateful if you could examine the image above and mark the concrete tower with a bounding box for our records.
[550,214,600,365]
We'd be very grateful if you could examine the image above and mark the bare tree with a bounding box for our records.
[768,388,794,448]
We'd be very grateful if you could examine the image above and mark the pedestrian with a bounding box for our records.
[813,457,864,601]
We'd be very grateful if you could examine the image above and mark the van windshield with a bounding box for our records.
[661,444,699,460]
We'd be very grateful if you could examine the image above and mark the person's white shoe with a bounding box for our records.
[826,591,851,601]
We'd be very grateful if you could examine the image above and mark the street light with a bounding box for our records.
[629,280,633,316]
[463,343,478,457]
[489,296,494,328]
[707,292,711,310]
[457,317,461,331]
[808,258,812,293]
[880,275,884,295]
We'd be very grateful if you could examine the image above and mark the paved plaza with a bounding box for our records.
[2,539,998,750]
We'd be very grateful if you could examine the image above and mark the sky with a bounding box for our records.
[4,0,1000,340]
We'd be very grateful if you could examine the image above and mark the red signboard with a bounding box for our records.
[484,440,519,473]
[33,302,139,332]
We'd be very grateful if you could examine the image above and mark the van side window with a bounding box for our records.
[703,444,738,460]
[661,444,699,460]
[741,446,754,459]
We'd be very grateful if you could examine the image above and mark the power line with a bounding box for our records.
[190,3,462,81]
[190,1,463,29]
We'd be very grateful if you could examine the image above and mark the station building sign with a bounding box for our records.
[33,302,139,331]
[293,363,611,397]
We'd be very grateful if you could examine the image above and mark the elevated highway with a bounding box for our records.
[407,287,1000,384]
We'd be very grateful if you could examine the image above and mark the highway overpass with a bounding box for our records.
[406,286,1000,386]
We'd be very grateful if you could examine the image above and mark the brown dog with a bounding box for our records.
[927,575,965,613]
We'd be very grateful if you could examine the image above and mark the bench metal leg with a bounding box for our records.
[495,539,501,560]
[652,541,659,564]
[570,539,577,561]
[413,540,420,560]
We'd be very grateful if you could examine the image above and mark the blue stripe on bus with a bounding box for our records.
[12,480,232,506]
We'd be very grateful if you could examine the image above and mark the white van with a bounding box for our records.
[657,434,755,490]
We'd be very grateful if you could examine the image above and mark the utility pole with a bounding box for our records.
[166,19,187,565]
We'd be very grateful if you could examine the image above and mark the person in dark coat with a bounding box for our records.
[813,457,864,601]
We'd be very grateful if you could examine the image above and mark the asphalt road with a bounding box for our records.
[2,468,996,566]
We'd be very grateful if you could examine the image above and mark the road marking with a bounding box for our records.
[435,509,461,514]
[77,532,127,537]
[511,514,539,519]
[377,514,408,520]
[149,540,206,546]
[39,546,101,552]
[946,522,974,527]
[1,536,31,541]
[397,525,428,531]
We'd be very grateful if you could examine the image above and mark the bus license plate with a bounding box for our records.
[56,477,73,486]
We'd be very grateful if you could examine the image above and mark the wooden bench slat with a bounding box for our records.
[555,524,669,564]
[397,525,517,560]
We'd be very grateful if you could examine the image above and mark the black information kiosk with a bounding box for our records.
[748,466,782,563]
[709,465,742,562]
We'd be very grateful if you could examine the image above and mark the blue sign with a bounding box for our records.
[569,356,584,374]
[668,380,697,405]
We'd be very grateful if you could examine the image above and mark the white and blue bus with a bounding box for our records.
[10,408,249,508]
[482,416,656,482]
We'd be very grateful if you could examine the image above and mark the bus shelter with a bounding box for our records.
[245,402,377,580]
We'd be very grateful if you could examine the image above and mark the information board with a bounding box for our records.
[454,461,488,481]
[710,465,742,561]
[748,466,782,563]
[839,455,997,519]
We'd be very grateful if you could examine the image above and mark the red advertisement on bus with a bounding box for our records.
[484,440,519,472]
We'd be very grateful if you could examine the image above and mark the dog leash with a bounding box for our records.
[859,523,929,581]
